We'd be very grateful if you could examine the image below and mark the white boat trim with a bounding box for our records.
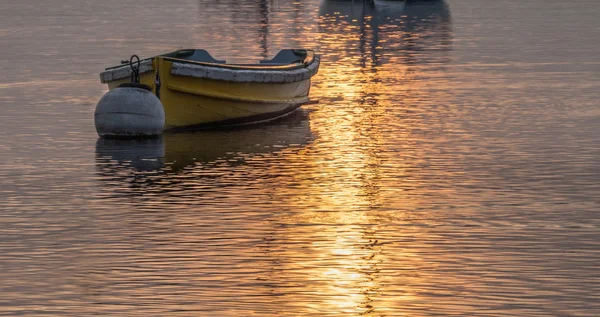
[99,59,154,84]
[170,57,320,84]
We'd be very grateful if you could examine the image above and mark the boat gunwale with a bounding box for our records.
[100,49,318,84]
[169,56,320,83]
[100,59,154,84]
[162,49,316,71]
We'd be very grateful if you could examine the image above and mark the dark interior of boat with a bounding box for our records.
[165,49,227,64]
[104,49,313,71]
[164,49,309,66]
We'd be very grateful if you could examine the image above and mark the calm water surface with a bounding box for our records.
[1,0,599,316]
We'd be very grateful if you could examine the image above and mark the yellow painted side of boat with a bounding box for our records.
[106,57,312,129]
[155,58,310,129]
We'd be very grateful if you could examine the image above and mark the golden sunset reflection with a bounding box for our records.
[309,228,387,315]
[268,3,451,313]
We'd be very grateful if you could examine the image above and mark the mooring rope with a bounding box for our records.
[129,54,141,83]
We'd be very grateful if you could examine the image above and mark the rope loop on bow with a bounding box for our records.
[129,54,141,83]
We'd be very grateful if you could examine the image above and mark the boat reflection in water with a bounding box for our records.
[95,109,313,196]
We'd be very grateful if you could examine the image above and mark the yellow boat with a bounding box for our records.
[99,49,320,130]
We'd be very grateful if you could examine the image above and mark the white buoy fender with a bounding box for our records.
[94,84,165,138]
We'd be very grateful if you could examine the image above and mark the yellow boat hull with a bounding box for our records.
[104,53,317,130]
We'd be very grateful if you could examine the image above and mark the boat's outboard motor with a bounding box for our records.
[95,55,164,138]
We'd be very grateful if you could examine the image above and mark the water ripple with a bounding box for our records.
[1,0,599,316]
